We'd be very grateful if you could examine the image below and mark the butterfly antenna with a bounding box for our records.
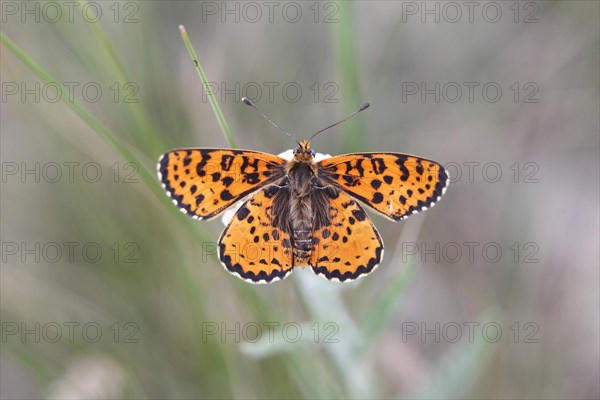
[309,103,370,141]
[242,97,299,145]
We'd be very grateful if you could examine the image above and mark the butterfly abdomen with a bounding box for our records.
[287,159,317,266]
[290,203,313,265]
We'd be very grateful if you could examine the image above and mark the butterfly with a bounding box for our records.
[157,100,449,283]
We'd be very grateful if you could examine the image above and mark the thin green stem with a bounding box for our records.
[334,1,364,153]
[77,0,159,153]
[1,32,159,197]
[178,25,236,148]
[0,31,211,243]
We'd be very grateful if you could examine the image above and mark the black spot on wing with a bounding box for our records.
[372,192,384,204]
[343,175,360,187]
[220,154,235,171]
[245,172,260,184]
[351,208,367,222]
[371,158,386,174]
[396,155,410,181]
[344,159,365,176]
[195,154,209,177]
[221,190,234,201]
[222,176,234,187]
[237,206,250,220]
[370,179,382,190]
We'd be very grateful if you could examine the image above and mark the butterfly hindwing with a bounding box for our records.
[157,149,286,220]
[310,189,383,282]
[218,186,294,284]
[317,153,449,221]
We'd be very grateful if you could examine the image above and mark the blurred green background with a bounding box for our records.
[1,1,599,399]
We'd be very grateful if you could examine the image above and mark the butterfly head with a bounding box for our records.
[293,140,316,161]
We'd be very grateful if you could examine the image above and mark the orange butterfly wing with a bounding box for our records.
[317,153,449,221]
[219,186,294,283]
[310,190,383,282]
[157,149,286,220]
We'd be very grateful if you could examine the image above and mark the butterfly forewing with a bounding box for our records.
[310,189,383,282]
[157,149,286,220]
[317,153,449,221]
[218,186,294,283]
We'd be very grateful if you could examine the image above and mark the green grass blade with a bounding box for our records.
[179,25,236,148]
[0,32,159,198]
[334,1,365,153]
[1,31,211,243]
[76,0,160,154]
